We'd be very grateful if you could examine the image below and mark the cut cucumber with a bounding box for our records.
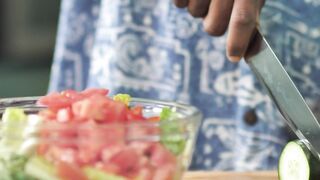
[2,108,27,125]
[24,156,59,180]
[159,107,186,155]
[113,94,131,106]
[83,167,126,180]
[278,140,320,180]
[0,160,13,180]
[0,108,29,160]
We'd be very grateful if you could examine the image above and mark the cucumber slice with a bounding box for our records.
[2,108,27,125]
[0,160,12,180]
[1,108,28,140]
[0,108,29,159]
[278,140,320,180]
[159,107,186,155]
[83,167,126,180]
[24,156,59,180]
[113,94,131,106]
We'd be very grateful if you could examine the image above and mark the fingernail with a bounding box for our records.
[227,47,243,62]
[228,55,241,62]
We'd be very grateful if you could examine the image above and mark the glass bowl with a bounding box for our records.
[0,97,202,180]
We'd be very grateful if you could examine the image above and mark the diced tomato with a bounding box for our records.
[76,121,126,166]
[72,98,97,120]
[57,161,88,180]
[36,88,173,180]
[146,116,160,122]
[101,144,126,163]
[138,156,149,168]
[76,147,99,166]
[52,128,77,142]
[152,165,175,180]
[76,122,101,164]
[61,89,85,102]
[45,147,78,164]
[39,109,57,120]
[57,107,73,122]
[41,124,78,149]
[114,107,128,122]
[95,162,121,174]
[109,148,140,178]
[72,94,127,122]
[150,144,176,167]
[78,121,125,144]
[128,125,160,141]
[103,99,128,123]
[128,142,152,156]
[138,167,154,180]
[127,106,145,121]
[126,125,149,141]
[37,144,50,156]
[38,92,73,109]
[72,96,107,121]
[81,88,109,97]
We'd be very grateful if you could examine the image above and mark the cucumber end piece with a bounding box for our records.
[278,141,310,180]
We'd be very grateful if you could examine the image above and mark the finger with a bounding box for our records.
[260,0,266,9]
[203,0,234,36]
[188,0,211,18]
[257,0,266,21]
[173,0,189,8]
[226,0,261,62]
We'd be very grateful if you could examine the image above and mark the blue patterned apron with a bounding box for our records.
[49,0,320,170]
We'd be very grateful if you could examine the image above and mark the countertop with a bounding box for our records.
[184,171,278,180]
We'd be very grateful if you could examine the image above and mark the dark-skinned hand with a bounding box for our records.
[173,0,265,62]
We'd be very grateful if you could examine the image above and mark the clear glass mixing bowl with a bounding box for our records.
[0,97,202,180]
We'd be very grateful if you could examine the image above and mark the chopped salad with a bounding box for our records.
[0,89,188,180]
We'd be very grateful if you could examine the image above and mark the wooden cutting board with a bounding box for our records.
[183,171,278,180]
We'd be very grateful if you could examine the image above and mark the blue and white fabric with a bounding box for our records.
[49,0,320,170]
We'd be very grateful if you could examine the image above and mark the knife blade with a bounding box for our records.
[244,29,320,159]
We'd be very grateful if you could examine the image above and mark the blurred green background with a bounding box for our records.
[0,0,61,97]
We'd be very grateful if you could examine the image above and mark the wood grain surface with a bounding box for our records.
[183,171,278,180]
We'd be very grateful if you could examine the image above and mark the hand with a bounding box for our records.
[173,0,265,62]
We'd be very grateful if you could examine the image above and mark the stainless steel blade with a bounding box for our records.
[244,30,320,159]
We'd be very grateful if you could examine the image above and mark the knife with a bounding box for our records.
[244,29,320,159]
